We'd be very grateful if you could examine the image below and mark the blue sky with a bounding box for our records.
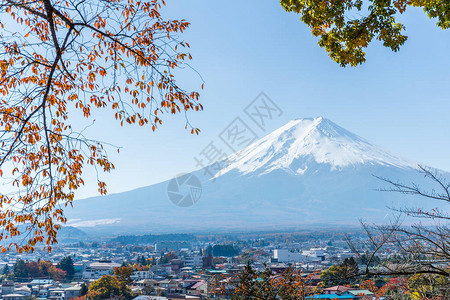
[77,0,450,198]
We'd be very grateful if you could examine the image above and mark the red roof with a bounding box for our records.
[324,285,354,292]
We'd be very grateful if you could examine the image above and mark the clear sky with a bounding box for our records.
[75,0,450,199]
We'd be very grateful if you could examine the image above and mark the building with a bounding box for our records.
[302,248,327,261]
[2,280,15,296]
[131,270,153,280]
[64,285,82,299]
[273,249,306,263]
[2,294,25,300]
[13,286,31,298]
[184,256,203,268]
[323,285,354,295]
[82,260,121,279]
[48,289,65,300]
[202,255,213,269]
[343,290,374,299]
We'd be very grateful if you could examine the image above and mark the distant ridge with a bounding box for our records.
[110,234,196,245]
[66,117,438,235]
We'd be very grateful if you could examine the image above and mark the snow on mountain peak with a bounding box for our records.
[217,117,415,177]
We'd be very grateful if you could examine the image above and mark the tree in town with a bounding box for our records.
[229,263,319,299]
[407,273,450,299]
[213,257,228,265]
[136,255,149,266]
[47,265,66,281]
[281,0,450,66]
[57,256,75,280]
[31,259,66,281]
[113,266,134,287]
[2,264,9,275]
[206,244,240,257]
[358,277,410,299]
[79,283,88,297]
[87,271,134,300]
[159,252,177,264]
[0,0,202,253]
[252,265,278,300]
[141,283,155,295]
[320,257,359,287]
[25,261,43,278]
[13,258,28,280]
[231,262,260,299]
[37,260,53,277]
[87,275,122,299]
[274,268,320,300]
[203,245,213,256]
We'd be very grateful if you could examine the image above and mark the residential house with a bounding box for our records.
[64,284,82,299]
[323,285,354,295]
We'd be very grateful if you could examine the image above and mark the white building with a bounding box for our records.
[184,256,203,268]
[302,248,326,261]
[82,261,121,279]
[273,249,306,263]
[131,270,153,280]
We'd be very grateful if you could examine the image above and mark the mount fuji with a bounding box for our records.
[66,117,438,235]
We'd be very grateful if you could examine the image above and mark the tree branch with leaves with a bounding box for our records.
[0,0,202,253]
[281,0,450,66]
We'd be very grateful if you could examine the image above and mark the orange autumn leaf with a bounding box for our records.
[0,0,202,253]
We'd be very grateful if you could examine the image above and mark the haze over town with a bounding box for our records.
[0,0,449,299]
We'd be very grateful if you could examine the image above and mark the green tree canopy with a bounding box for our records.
[281,0,450,66]
[2,264,9,276]
[57,256,75,280]
[13,259,28,281]
[320,257,359,286]
[87,275,122,299]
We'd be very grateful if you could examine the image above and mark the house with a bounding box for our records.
[323,285,354,295]
[2,280,15,295]
[306,294,355,299]
[38,289,50,299]
[136,279,158,288]
[48,288,65,300]
[133,296,167,300]
[190,281,207,295]
[64,284,82,299]
[343,289,374,299]
[2,294,26,300]
[184,280,207,295]
[166,295,200,300]
[13,286,31,297]
[30,279,55,285]
[158,279,180,290]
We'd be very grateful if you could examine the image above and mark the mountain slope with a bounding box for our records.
[219,117,414,176]
[66,117,438,235]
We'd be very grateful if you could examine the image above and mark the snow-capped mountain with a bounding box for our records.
[218,117,414,177]
[66,117,437,235]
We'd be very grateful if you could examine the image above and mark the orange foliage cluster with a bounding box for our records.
[211,266,321,299]
[0,0,201,253]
